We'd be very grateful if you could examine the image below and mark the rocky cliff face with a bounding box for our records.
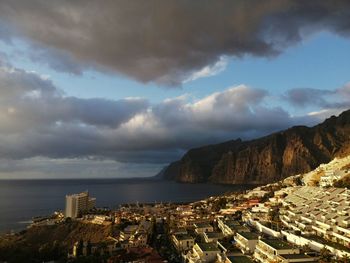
[161,109,350,184]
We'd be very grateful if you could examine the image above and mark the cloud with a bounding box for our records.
[283,84,350,110]
[1,1,350,84]
[27,45,85,75]
[283,88,334,107]
[0,64,306,165]
[307,108,346,121]
[338,83,350,98]
[0,63,348,177]
[184,56,228,83]
[0,66,148,133]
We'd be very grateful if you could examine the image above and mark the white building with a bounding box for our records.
[172,233,195,252]
[185,242,221,263]
[234,231,259,254]
[253,238,299,263]
[65,191,96,218]
[203,232,224,243]
[244,188,269,199]
[91,215,108,225]
[119,225,139,241]
[276,254,319,262]
[320,170,346,187]
[194,222,214,234]
[218,218,244,237]
[280,186,350,253]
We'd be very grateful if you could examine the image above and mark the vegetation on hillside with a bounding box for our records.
[0,221,114,263]
[334,174,350,188]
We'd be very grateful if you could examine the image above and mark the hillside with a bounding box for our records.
[0,221,113,262]
[160,109,350,185]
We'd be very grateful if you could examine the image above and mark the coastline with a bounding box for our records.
[0,179,251,235]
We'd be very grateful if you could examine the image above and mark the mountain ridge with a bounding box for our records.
[159,109,350,184]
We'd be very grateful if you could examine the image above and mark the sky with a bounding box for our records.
[0,1,350,179]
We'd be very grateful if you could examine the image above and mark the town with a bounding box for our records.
[1,1,350,263]
[21,155,350,263]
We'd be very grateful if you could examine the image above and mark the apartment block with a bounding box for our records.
[184,242,221,263]
[253,238,299,263]
[281,187,350,248]
[234,231,259,254]
[65,191,96,218]
[172,233,195,252]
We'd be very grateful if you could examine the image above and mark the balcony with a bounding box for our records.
[253,251,268,263]
[235,238,247,252]
[336,226,350,235]
[300,216,312,223]
[315,220,332,230]
[255,245,275,260]
[185,251,200,263]
[332,231,350,243]
[312,225,328,235]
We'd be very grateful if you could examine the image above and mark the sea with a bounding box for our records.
[0,178,250,234]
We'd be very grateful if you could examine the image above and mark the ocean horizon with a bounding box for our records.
[0,178,251,234]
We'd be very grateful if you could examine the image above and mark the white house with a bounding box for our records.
[194,222,214,234]
[185,242,221,263]
[172,233,194,252]
[203,232,224,243]
[234,231,259,254]
[253,238,299,263]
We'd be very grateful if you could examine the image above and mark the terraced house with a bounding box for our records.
[253,238,300,263]
[280,187,350,251]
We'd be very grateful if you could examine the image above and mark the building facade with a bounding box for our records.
[65,191,96,218]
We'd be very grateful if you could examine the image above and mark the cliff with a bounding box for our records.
[161,109,350,184]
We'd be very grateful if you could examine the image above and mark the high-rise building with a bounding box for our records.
[65,191,96,218]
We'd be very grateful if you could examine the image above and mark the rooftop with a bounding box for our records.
[307,235,350,253]
[194,222,212,228]
[278,254,317,259]
[174,234,193,241]
[205,232,223,238]
[260,238,295,250]
[124,225,139,232]
[197,242,219,252]
[66,191,89,198]
[237,231,259,240]
[225,220,241,227]
[233,225,251,232]
[228,255,254,263]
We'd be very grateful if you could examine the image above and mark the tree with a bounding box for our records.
[301,244,312,253]
[233,210,242,221]
[76,239,84,257]
[339,255,350,263]
[212,197,227,212]
[293,176,303,186]
[268,206,280,222]
[86,240,92,256]
[319,248,333,263]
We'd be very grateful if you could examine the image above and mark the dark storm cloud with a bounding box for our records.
[1,1,350,84]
